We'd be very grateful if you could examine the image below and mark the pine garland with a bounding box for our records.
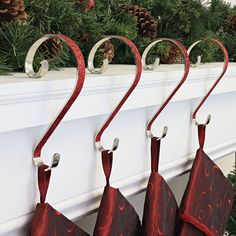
[1,0,236,75]
[0,21,41,73]
[0,62,12,75]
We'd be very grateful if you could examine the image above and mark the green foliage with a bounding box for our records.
[223,32,236,61]
[25,0,82,36]
[226,162,236,235]
[0,21,41,72]
[1,0,236,75]
[208,0,232,31]
[93,0,138,64]
[145,0,230,62]
[0,62,12,75]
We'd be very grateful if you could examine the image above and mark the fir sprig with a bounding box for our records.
[0,21,41,73]
[25,0,82,37]
[0,62,12,75]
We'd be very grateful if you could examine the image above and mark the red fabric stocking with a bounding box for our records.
[93,150,142,236]
[180,125,234,236]
[28,165,89,236]
[142,138,180,236]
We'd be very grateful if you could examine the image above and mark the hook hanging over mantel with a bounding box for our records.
[88,36,142,153]
[141,38,186,71]
[25,34,86,171]
[87,36,111,74]
[142,38,191,139]
[188,38,229,125]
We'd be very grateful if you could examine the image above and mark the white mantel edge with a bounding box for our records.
[0,63,236,133]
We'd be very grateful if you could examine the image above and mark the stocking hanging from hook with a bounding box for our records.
[27,34,89,236]
[179,39,234,236]
[90,35,142,236]
[141,38,190,236]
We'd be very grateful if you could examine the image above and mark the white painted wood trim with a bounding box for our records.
[0,63,236,133]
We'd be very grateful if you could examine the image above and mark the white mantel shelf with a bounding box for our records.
[1,63,236,235]
[1,63,236,133]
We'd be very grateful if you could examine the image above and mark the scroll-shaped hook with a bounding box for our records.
[94,35,142,152]
[187,40,203,67]
[25,34,86,171]
[142,39,164,70]
[87,37,113,74]
[142,38,182,70]
[189,39,229,126]
[25,36,51,78]
[147,126,168,140]
[145,38,190,139]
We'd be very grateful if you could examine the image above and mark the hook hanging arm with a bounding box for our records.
[25,34,86,170]
[144,38,190,139]
[188,39,229,125]
[91,36,142,152]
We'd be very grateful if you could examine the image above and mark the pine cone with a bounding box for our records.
[78,32,90,42]
[160,44,182,64]
[226,14,236,32]
[125,5,158,40]
[102,40,115,63]
[40,38,63,59]
[0,0,27,22]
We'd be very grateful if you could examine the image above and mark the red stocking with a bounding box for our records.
[180,125,234,236]
[28,166,89,236]
[93,150,142,236]
[142,138,180,235]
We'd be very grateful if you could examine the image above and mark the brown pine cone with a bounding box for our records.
[226,14,236,32]
[78,32,90,42]
[160,44,182,64]
[125,5,158,40]
[0,0,27,22]
[40,38,63,59]
[102,40,115,63]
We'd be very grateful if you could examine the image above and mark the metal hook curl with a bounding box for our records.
[142,38,184,71]
[34,153,60,171]
[147,126,168,140]
[88,37,113,74]
[26,34,86,171]
[193,114,211,126]
[187,40,203,67]
[96,138,119,154]
[142,39,164,70]
[25,35,53,78]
